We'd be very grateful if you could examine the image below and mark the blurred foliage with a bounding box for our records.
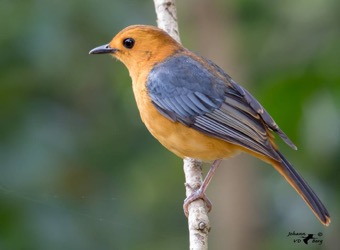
[0,0,339,249]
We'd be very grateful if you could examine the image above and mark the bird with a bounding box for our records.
[89,24,330,226]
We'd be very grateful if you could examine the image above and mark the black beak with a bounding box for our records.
[89,44,116,54]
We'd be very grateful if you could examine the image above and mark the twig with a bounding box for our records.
[153,0,181,42]
[153,1,210,249]
[183,158,210,250]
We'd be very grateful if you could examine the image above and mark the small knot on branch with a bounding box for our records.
[198,221,211,232]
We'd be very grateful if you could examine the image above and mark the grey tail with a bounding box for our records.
[274,151,330,226]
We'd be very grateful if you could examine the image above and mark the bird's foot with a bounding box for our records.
[183,185,212,217]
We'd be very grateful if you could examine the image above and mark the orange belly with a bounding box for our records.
[145,110,241,160]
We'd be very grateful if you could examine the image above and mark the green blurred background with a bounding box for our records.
[1,0,339,249]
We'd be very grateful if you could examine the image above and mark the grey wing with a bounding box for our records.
[207,59,297,150]
[147,55,296,160]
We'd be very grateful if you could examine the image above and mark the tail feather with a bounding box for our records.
[273,151,330,226]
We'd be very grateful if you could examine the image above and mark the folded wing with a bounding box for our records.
[147,54,296,160]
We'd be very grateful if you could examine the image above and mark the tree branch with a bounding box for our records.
[153,1,210,249]
[183,158,210,250]
[154,0,181,42]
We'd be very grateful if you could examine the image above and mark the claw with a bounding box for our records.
[183,188,213,217]
[183,159,222,217]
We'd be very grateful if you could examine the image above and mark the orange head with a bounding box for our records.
[89,25,183,76]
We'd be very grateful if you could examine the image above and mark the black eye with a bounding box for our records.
[123,38,135,49]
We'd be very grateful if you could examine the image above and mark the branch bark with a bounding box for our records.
[154,0,181,42]
[153,1,210,249]
[183,158,210,250]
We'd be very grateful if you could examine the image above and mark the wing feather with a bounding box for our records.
[147,54,295,159]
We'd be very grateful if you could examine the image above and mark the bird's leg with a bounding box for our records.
[183,159,223,217]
